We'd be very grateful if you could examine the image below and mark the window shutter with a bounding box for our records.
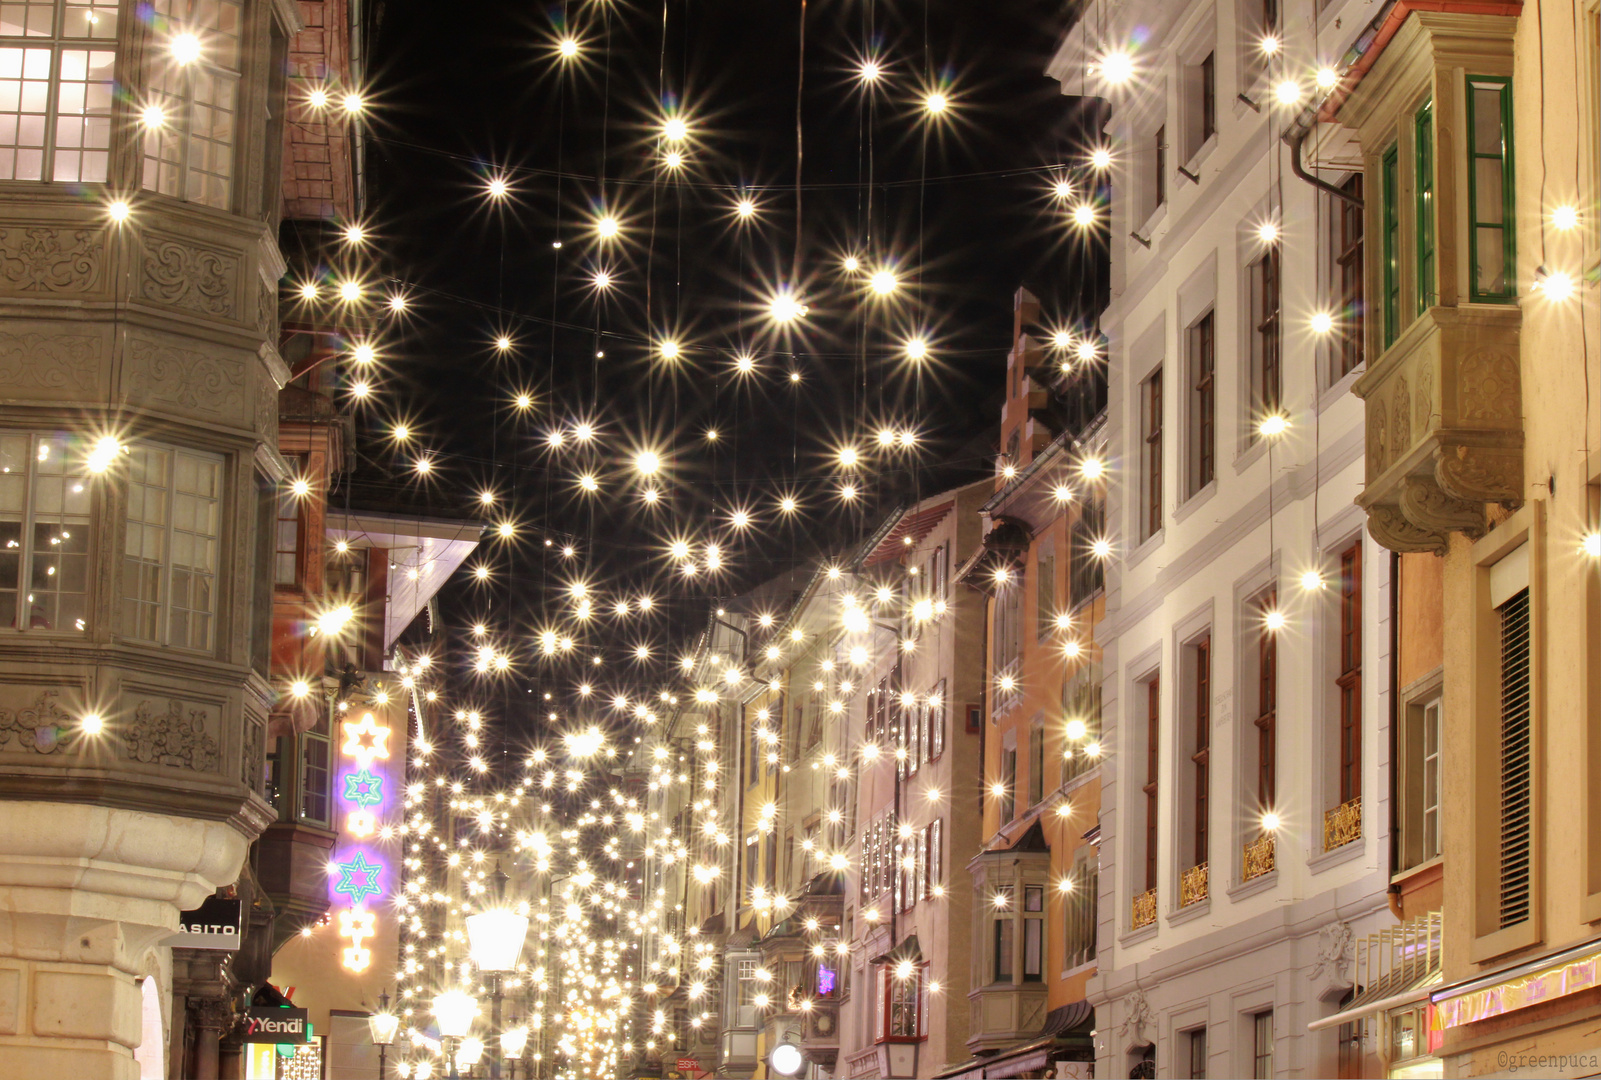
[1498,588,1533,928]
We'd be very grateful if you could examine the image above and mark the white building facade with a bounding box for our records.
[1050,2,1398,1076]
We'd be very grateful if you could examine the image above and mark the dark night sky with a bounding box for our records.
[359,0,1101,725]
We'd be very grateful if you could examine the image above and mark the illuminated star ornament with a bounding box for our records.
[333,851,383,905]
[340,712,391,766]
[342,768,384,808]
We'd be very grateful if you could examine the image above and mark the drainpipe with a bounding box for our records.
[1289,126,1365,207]
[1387,550,1404,920]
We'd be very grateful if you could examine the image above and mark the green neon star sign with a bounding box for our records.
[342,768,384,809]
[333,851,382,905]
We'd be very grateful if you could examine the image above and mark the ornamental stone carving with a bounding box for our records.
[1354,306,1522,556]
[0,690,74,755]
[241,717,264,792]
[128,337,245,417]
[140,237,239,319]
[0,226,103,293]
[1309,920,1355,983]
[1119,989,1154,1039]
[0,332,98,393]
[125,698,221,773]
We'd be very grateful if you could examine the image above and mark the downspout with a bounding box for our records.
[1289,126,1365,207]
[1386,551,1404,920]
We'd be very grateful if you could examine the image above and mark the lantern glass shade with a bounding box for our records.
[770,1042,805,1076]
[458,1037,486,1067]
[500,1026,530,1058]
[431,990,479,1038]
[367,1010,400,1046]
[466,909,530,972]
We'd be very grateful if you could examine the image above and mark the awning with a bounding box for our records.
[861,501,954,567]
[933,1001,1094,1078]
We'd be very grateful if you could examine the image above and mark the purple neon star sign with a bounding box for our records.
[333,851,383,905]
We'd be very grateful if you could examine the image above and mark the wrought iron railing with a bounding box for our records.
[1180,863,1208,907]
[1324,796,1362,852]
[1243,833,1276,882]
[1131,888,1157,930]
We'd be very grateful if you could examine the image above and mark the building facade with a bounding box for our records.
[1311,1,1601,1076]
[1050,1,1400,1075]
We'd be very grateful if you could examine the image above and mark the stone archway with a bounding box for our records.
[134,975,165,1080]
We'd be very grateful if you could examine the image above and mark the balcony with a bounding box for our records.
[1353,306,1522,554]
[1243,833,1276,882]
[1131,888,1156,930]
[1179,864,1208,907]
[1324,797,1363,852]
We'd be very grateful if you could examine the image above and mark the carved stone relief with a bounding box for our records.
[1308,920,1354,983]
[254,378,277,436]
[1416,366,1434,433]
[1368,406,1388,476]
[1120,989,1154,1040]
[1392,376,1412,456]
[1436,444,1522,506]
[241,717,263,793]
[0,690,74,755]
[140,237,239,319]
[0,332,98,393]
[0,226,103,293]
[1367,504,1446,555]
[1402,475,1485,538]
[1456,349,1520,426]
[128,337,245,417]
[124,698,221,772]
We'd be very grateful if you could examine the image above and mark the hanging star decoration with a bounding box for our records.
[333,851,383,905]
[340,713,390,767]
[342,768,384,808]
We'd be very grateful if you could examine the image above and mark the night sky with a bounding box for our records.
[359,0,1101,739]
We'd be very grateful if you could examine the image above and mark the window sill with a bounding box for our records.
[1225,868,1278,902]
[1126,527,1165,570]
[1172,480,1217,525]
[1180,134,1218,181]
[1468,919,1542,965]
[1232,433,1269,476]
[1133,203,1168,245]
[1167,896,1212,926]
[1059,958,1097,982]
[1118,920,1159,948]
[1306,831,1368,875]
[1318,362,1365,412]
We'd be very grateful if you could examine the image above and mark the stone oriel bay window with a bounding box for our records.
[1333,11,1523,554]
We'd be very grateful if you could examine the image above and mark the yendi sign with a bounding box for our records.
[242,1007,310,1044]
[163,896,242,950]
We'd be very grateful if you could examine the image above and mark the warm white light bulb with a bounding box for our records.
[1553,205,1581,231]
[557,37,579,58]
[1090,147,1112,170]
[170,32,201,64]
[1316,66,1339,90]
[870,269,898,295]
[924,92,948,115]
[1275,79,1302,105]
[596,216,620,238]
[1311,311,1334,334]
[1099,50,1134,85]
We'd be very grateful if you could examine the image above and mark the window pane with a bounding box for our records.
[1472,86,1505,153]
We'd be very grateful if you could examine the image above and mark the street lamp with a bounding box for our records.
[769,1040,805,1076]
[367,990,400,1079]
[499,1024,529,1078]
[432,989,479,1080]
[466,904,529,1080]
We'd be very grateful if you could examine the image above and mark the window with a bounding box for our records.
[1252,1011,1274,1079]
[265,736,287,816]
[274,487,302,587]
[1414,99,1435,314]
[1144,675,1160,891]
[1186,1027,1208,1079]
[735,958,760,1027]
[1070,493,1105,606]
[1335,989,1365,1079]
[1028,721,1044,807]
[992,885,1014,982]
[1035,549,1056,639]
[298,712,330,826]
[142,0,243,209]
[1062,656,1103,784]
[1248,246,1282,426]
[994,581,1022,673]
[1241,0,1278,89]
[1191,638,1211,869]
[1187,312,1215,496]
[1140,369,1163,539]
[874,963,925,1042]
[1256,593,1279,811]
[1153,125,1166,212]
[1497,585,1532,928]
[1382,146,1401,348]
[0,433,90,633]
[123,443,222,651]
[929,540,949,600]
[1001,745,1017,822]
[1466,76,1515,302]
[928,680,946,759]
[1064,857,1097,968]
[1023,885,1044,981]
[0,0,115,182]
[1333,175,1365,377]
[1184,52,1217,160]
[923,818,942,897]
[1337,544,1362,804]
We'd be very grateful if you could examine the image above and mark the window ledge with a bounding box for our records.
[1318,363,1365,413]
[1180,134,1218,179]
[1391,854,1444,888]
[1118,920,1159,948]
[1583,891,1601,925]
[1306,831,1368,875]
[1172,480,1218,525]
[1167,896,1212,926]
[1133,203,1168,245]
[1232,433,1269,476]
[1225,868,1278,902]
[1059,959,1096,982]
[1126,527,1165,570]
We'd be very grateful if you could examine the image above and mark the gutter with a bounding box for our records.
[1307,983,1435,1031]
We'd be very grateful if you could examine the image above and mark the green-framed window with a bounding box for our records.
[1382,145,1400,348]
[1466,75,1515,301]
[1415,99,1435,314]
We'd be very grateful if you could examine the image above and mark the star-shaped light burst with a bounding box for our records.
[333,851,383,905]
[341,712,391,767]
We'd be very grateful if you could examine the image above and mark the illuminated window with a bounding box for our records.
[1466,76,1515,302]
[0,0,116,182]
[0,433,90,633]
[141,0,242,208]
[122,443,222,651]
